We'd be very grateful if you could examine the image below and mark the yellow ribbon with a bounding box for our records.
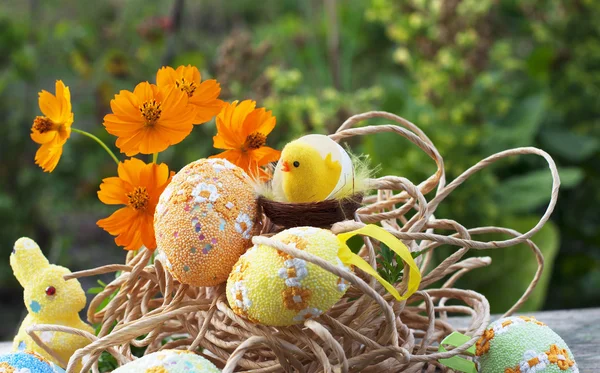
[337,225,421,301]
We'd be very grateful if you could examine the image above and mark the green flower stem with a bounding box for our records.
[72,128,120,165]
[152,152,159,163]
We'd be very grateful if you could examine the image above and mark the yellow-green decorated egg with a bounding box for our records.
[112,350,220,373]
[154,158,258,287]
[474,316,579,373]
[226,227,351,326]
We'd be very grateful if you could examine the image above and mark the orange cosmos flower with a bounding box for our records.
[156,65,224,124]
[30,80,74,172]
[103,82,196,156]
[210,100,280,179]
[97,158,174,251]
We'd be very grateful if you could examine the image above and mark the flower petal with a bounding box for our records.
[34,141,64,173]
[139,213,157,250]
[97,207,144,251]
[156,66,177,87]
[213,101,249,149]
[189,80,224,124]
[117,158,146,186]
[38,90,61,121]
[251,146,281,165]
[31,125,58,144]
[97,177,130,205]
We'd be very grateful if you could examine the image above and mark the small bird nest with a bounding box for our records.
[30,111,560,373]
[258,193,364,229]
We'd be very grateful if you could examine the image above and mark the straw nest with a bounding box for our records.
[257,194,364,229]
[27,111,560,373]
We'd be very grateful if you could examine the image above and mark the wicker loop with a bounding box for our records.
[31,111,558,372]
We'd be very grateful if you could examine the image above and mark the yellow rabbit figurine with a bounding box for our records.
[10,237,93,369]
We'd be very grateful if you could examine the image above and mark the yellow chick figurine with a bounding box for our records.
[10,237,93,369]
[279,139,342,202]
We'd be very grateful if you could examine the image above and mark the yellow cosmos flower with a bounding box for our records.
[156,65,224,124]
[97,158,174,251]
[103,82,196,156]
[30,80,74,172]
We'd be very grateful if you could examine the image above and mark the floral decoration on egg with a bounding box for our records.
[474,316,579,373]
[226,227,352,326]
[154,158,259,287]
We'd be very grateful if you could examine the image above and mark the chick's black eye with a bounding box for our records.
[45,286,56,296]
[293,161,300,168]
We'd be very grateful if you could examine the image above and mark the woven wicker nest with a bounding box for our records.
[258,194,364,229]
[28,111,560,373]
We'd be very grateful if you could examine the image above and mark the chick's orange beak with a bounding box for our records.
[281,161,290,172]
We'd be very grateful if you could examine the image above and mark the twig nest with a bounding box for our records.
[112,350,220,372]
[226,227,351,326]
[257,194,363,229]
[154,158,259,287]
[0,351,65,373]
[475,316,579,373]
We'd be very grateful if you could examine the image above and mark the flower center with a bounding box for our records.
[244,132,267,150]
[139,100,162,126]
[127,187,149,211]
[175,78,196,97]
[33,116,56,133]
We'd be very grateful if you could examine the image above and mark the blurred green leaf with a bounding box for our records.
[495,167,583,213]
[457,216,560,313]
[540,129,599,162]
[486,94,547,153]
[526,46,555,82]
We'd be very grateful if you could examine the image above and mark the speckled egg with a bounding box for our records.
[474,316,579,373]
[154,158,258,287]
[0,351,65,373]
[226,227,351,326]
[112,350,220,373]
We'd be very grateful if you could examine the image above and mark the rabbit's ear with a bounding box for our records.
[10,237,50,288]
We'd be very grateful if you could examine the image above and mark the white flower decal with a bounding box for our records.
[230,281,252,311]
[209,158,237,170]
[192,182,220,203]
[293,307,323,322]
[519,350,549,373]
[235,212,254,239]
[278,258,308,287]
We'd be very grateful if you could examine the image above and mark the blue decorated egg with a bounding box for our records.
[474,316,579,373]
[113,350,220,372]
[0,351,65,373]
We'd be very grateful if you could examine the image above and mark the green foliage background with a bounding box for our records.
[0,0,598,339]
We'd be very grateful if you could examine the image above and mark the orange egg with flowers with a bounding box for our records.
[154,158,259,287]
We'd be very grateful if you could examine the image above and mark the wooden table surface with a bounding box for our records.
[0,308,598,371]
